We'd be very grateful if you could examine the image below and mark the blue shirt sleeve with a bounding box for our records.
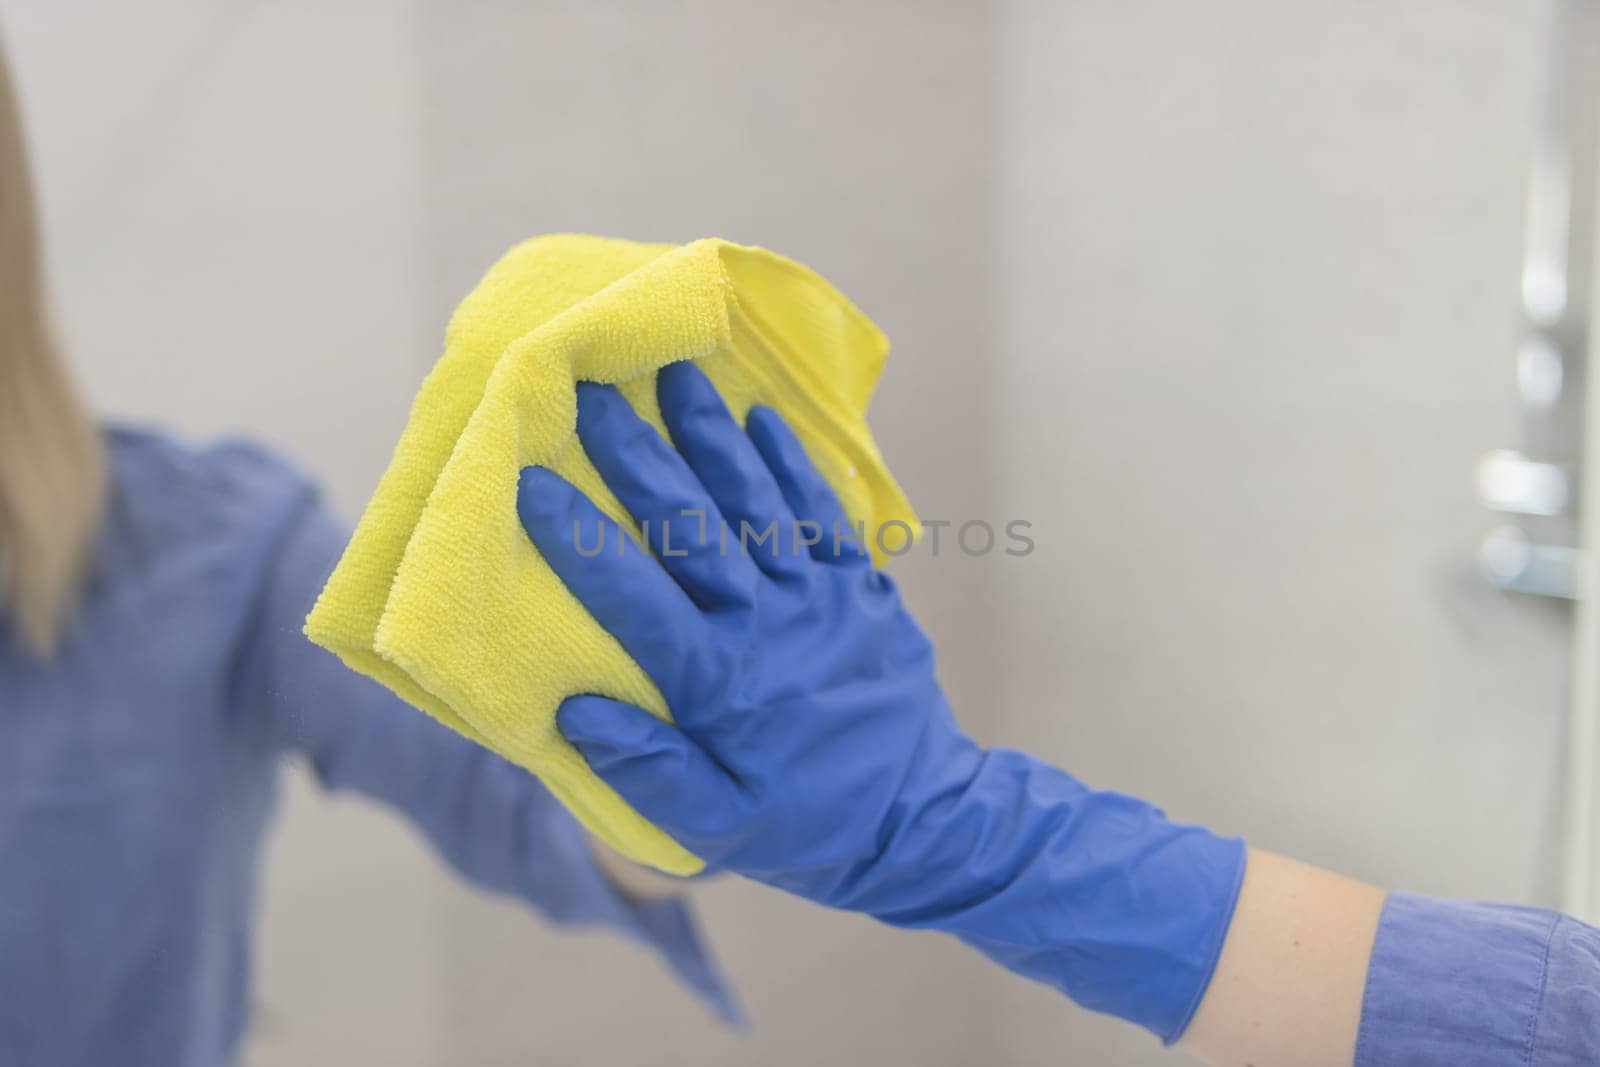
[1356,892,1600,1066]
[224,447,741,1026]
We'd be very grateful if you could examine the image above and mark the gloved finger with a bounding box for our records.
[657,361,809,580]
[745,405,869,565]
[518,466,711,694]
[558,695,747,857]
[575,382,755,612]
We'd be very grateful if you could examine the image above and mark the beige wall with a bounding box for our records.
[0,1,1571,1064]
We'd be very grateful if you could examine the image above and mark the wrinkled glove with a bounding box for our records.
[517,362,1246,1041]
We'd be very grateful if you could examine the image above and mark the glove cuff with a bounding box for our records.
[859,746,1248,1041]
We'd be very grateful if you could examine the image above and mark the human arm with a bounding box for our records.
[517,364,1600,1059]
[517,363,1245,1039]
[1188,849,1600,1067]
[223,448,736,1021]
[1182,848,1384,1065]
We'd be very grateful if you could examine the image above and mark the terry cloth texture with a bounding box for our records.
[304,235,918,874]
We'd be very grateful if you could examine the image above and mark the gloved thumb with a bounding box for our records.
[557,695,742,857]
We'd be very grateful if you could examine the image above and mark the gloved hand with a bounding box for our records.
[518,362,1247,1042]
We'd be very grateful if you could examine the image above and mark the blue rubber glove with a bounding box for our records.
[517,362,1247,1042]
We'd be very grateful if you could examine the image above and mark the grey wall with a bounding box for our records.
[990,2,1566,1062]
[0,1,1572,1064]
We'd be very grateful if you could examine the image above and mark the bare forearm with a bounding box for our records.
[1181,848,1385,1066]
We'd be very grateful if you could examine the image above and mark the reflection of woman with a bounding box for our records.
[0,45,731,1067]
[519,324,1600,1062]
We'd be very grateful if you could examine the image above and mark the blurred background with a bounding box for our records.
[0,1,1582,1063]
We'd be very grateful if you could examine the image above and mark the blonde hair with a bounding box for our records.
[0,36,104,655]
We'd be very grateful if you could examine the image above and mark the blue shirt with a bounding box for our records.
[1356,892,1600,1065]
[0,428,736,1067]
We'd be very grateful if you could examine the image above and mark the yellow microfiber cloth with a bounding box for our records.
[304,235,918,874]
